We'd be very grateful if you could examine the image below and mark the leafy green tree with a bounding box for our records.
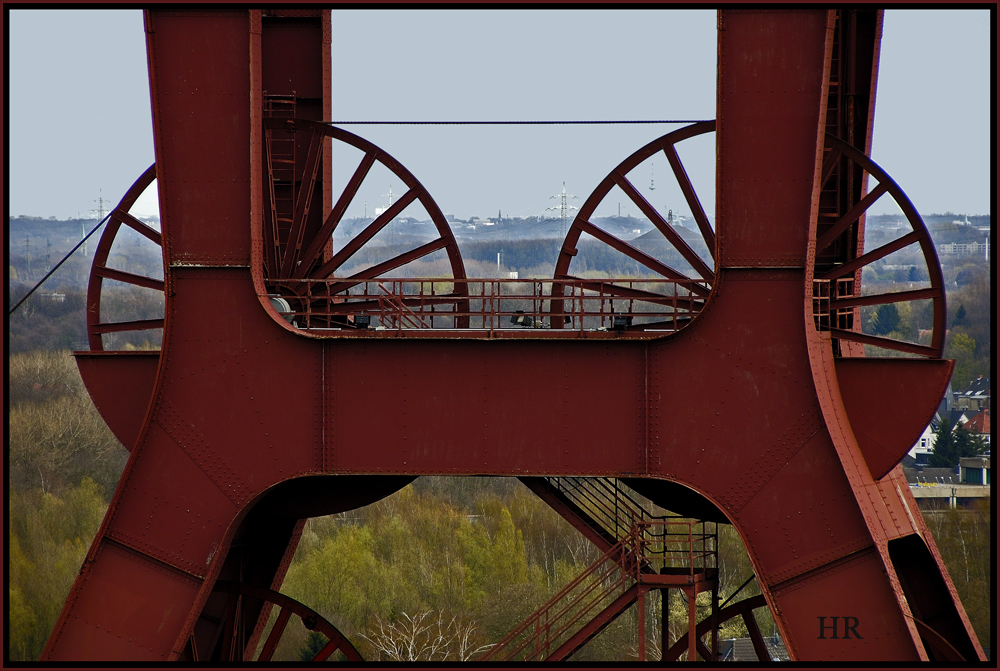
[952,303,967,327]
[955,266,978,287]
[871,303,901,335]
[7,479,108,661]
[923,498,991,652]
[8,350,127,495]
[929,419,958,468]
[298,631,328,661]
[952,426,988,461]
[929,418,987,468]
[945,332,979,389]
[282,525,384,630]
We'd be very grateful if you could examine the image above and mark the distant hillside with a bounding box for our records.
[866,213,991,246]
[8,216,163,290]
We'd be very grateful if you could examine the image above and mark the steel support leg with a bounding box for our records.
[686,588,697,661]
[637,588,646,662]
[41,431,240,660]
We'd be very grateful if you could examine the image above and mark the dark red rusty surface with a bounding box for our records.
[715,10,831,269]
[835,358,953,479]
[146,11,254,267]
[74,351,160,451]
[47,8,984,663]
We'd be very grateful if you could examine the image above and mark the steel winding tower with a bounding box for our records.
[44,8,984,662]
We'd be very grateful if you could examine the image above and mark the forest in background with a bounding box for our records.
[5,348,992,661]
[7,217,993,386]
[6,215,993,661]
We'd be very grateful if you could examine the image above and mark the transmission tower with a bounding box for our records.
[546,182,579,235]
[88,190,111,257]
[381,185,396,247]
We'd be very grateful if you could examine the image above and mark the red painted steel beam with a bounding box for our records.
[45,8,984,663]
[74,351,161,450]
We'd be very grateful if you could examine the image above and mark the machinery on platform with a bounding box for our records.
[43,8,985,663]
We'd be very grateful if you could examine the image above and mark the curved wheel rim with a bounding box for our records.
[662,593,771,662]
[810,135,946,359]
[209,580,363,662]
[262,118,470,329]
[86,164,164,351]
[552,121,716,332]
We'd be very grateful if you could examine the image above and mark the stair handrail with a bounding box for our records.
[482,516,719,662]
[632,518,717,578]
[480,531,643,661]
[547,477,649,539]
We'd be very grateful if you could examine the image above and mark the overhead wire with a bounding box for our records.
[8,212,112,316]
[322,119,711,220]
[11,119,706,315]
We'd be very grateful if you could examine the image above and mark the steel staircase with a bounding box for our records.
[484,477,718,662]
[520,477,656,556]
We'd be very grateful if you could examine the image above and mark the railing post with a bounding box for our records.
[535,613,541,661]
[638,587,646,662]
[544,609,550,659]
[687,588,697,661]
[711,582,719,661]
[688,524,693,578]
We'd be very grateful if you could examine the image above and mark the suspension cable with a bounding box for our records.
[719,574,757,609]
[8,212,112,316]
[325,119,712,126]
[11,118,707,315]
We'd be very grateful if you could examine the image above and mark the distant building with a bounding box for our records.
[937,240,989,260]
[907,410,970,465]
[954,376,990,412]
[962,408,991,448]
[908,421,938,466]
[960,456,991,485]
[905,464,989,510]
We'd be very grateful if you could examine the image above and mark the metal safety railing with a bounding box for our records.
[542,477,716,574]
[266,276,709,334]
[544,477,653,548]
[480,518,717,662]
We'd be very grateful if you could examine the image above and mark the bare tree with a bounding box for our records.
[358,610,493,662]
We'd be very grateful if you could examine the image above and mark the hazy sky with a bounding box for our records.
[7,9,992,224]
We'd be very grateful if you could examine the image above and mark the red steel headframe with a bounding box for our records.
[44,8,984,663]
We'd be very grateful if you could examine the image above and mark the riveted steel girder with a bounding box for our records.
[44,8,984,663]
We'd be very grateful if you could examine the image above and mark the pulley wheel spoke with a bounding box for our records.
[259,118,469,330]
[210,580,363,662]
[809,135,946,358]
[90,318,165,334]
[575,219,699,285]
[294,151,378,279]
[553,122,716,332]
[86,164,164,351]
[660,137,715,257]
[93,265,165,292]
